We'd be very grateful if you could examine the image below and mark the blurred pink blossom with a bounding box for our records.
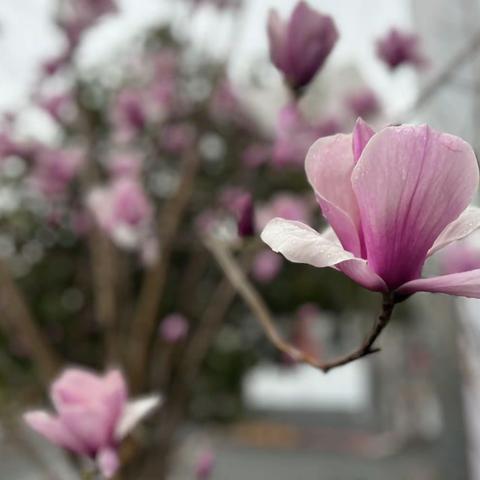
[345,88,380,119]
[438,235,480,275]
[24,368,160,479]
[57,0,118,49]
[251,249,283,283]
[273,104,342,168]
[107,151,143,178]
[0,132,33,160]
[37,93,76,124]
[292,304,323,361]
[268,1,338,91]
[31,147,85,198]
[87,178,154,249]
[161,123,195,154]
[160,313,189,343]
[111,89,148,143]
[195,449,215,480]
[210,79,242,124]
[376,28,427,70]
[257,192,310,231]
[241,144,272,169]
[191,0,240,10]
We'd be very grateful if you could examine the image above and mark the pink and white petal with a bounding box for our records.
[428,206,480,257]
[115,395,161,441]
[352,125,479,289]
[352,118,375,163]
[305,134,363,256]
[337,260,388,292]
[52,368,104,411]
[59,404,113,453]
[97,447,120,479]
[23,411,86,454]
[261,218,386,291]
[397,269,480,299]
[261,218,354,268]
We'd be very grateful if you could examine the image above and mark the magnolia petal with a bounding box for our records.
[267,10,286,71]
[397,269,480,299]
[428,206,480,257]
[23,411,86,454]
[261,218,354,267]
[115,395,161,440]
[337,259,388,292]
[60,404,113,452]
[352,118,375,163]
[352,124,479,289]
[305,134,363,256]
[261,218,386,291]
[287,1,338,88]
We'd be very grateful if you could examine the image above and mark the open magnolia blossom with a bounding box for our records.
[24,368,161,478]
[261,119,480,300]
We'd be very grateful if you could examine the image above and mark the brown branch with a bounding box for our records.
[204,234,395,373]
[128,149,200,392]
[150,267,245,478]
[88,229,119,364]
[0,260,60,385]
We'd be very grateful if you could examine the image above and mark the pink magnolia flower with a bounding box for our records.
[37,93,76,125]
[0,132,31,160]
[251,249,283,283]
[438,234,480,275]
[86,178,154,249]
[257,193,310,231]
[111,89,147,143]
[195,449,215,480]
[107,151,143,178]
[57,0,118,49]
[41,51,73,77]
[345,88,380,119]
[237,193,255,238]
[219,187,255,237]
[376,28,427,70]
[262,119,480,299]
[24,368,160,478]
[273,104,318,168]
[268,1,338,91]
[159,313,189,343]
[273,104,342,168]
[31,147,85,198]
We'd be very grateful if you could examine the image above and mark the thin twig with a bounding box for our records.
[204,235,395,373]
[128,149,200,392]
[398,29,480,121]
[0,260,60,385]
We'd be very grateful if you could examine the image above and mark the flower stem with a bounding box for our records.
[205,234,395,373]
[319,293,395,373]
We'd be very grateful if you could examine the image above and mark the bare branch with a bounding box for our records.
[128,149,200,392]
[88,230,120,364]
[399,29,480,121]
[204,234,395,373]
[0,260,60,385]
